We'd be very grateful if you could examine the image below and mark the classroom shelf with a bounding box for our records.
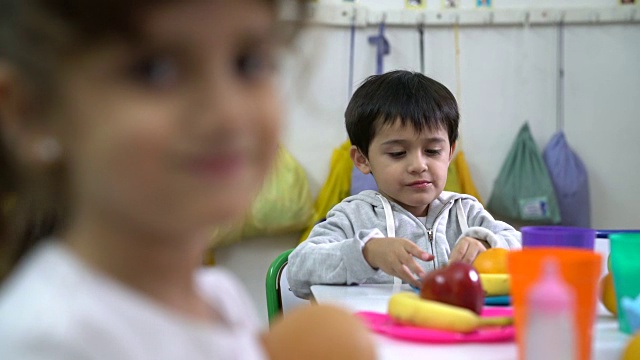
[283,3,640,27]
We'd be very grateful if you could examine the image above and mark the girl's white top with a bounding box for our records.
[0,240,267,360]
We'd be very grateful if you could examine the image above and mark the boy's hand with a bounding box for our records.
[449,237,490,264]
[362,237,434,288]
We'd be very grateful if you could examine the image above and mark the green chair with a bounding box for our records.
[266,248,294,324]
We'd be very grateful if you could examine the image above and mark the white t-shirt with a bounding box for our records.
[0,241,267,360]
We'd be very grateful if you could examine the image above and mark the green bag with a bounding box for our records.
[487,123,561,224]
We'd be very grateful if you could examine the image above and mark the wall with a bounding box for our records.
[279,10,640,229]
[219,1,640,325]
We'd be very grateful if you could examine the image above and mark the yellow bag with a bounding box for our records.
[449,25,483,204]
[453,151,483,204]
[298,140,353,243]
[444,160,462,193]
[212,146,313,248]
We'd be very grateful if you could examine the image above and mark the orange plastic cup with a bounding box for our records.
[509,248,601,360]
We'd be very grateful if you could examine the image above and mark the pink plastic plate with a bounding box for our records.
[356,308,515,344]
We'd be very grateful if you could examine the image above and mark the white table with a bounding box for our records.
[311,284,630,360]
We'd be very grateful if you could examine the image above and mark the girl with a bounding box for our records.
[0,0,375,359]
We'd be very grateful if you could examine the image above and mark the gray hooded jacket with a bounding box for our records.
[287,190,521,299]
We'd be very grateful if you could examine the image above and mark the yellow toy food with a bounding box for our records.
[473,248,511,296]
[599,272,617,315]
[622,332,640,360]
[473,248,509,274]
[388,292,512,333]
[479,273,511,297]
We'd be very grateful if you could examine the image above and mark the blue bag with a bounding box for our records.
[542,131,590,227]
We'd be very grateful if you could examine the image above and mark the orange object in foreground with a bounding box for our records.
[473,248,510,274]
[508,248,601,360]
[264,304,376,360]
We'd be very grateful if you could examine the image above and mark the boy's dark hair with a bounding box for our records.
[345,70,459,157]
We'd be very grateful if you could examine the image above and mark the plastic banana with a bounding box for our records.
[479,274,511,296]
[388,292,512,333]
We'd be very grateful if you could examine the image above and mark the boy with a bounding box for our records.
[287,71,521,299]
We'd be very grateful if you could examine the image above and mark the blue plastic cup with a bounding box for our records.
[610,232,640,334]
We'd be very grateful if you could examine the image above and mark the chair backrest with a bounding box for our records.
[265,249,308,324]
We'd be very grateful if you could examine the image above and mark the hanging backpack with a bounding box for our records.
[211,146,314,248]
[542,131,590,227]
[444,158,462,194]
[300,140,353,242]
[487,123,561,224]
[453,151,483,203]
[350,166,377,195]
[448,24,483,203]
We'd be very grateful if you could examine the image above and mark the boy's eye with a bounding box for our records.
[388,151,405,158]
[426,149,442,156]
[235,49,276,80]
[130,55,181,89]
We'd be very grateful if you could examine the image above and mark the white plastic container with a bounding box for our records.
[525,258,576,360]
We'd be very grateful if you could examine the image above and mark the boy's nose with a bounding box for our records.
[407,153,428,174]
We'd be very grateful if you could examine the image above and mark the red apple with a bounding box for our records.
[420,262,485,315]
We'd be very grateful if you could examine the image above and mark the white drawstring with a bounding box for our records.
[456,199,468,233]
[376,194,402,285]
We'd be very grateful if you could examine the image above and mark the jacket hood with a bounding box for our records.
[344,190,478,216]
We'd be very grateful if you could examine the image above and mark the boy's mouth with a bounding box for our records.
[407,180,433,188]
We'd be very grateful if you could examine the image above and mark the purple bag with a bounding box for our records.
[542,132,590,227]
[350,165,377,195]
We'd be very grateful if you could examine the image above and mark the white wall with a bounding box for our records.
[279,19,640,229]
[218,2,640,326]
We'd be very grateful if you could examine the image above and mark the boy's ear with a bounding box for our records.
[448,141,457,162]
[350,145,371,174]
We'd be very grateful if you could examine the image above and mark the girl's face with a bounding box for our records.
[51,0,281,237]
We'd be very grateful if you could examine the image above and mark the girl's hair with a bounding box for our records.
[0,0,301,281]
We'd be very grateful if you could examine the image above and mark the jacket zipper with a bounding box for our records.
[426,200,455,269]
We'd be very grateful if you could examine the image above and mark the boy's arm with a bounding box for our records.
[286,207,381,299]
[458,199,522,250]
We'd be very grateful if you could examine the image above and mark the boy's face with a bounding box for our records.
[352,119,455,217]
[47,0,281,239]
